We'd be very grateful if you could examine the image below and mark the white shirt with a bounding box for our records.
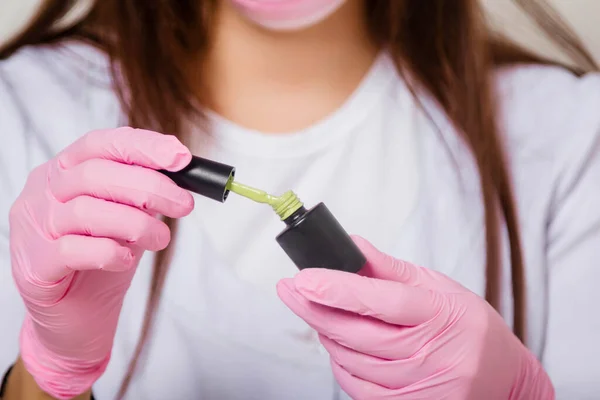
[0,42,599,400]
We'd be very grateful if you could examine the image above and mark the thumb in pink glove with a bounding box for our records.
[10,127,194,399]
[277,236,554,400]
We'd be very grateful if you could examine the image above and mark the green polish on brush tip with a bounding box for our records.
[226,180,304,220]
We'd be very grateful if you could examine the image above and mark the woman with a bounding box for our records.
[0,0,598,399]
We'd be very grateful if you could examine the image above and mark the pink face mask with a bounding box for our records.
[230,0,347,30]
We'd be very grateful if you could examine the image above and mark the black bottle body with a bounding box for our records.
[276,203,366,273]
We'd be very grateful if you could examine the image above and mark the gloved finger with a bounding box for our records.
[56,235,136,273]
[292,268,443,326]
[57,128,191,172]
[352,235,457,292]
[49,195,171,251]
[28,236,136,282]
[49,158,194,218]
[319,335,425,390]
[331,358,458,400]
[277,279,442,360]
[330,359,398,399]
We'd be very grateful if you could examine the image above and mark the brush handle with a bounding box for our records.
[160,155,235,202]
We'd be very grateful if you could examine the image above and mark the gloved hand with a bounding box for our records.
[9,127,194,399]
[277,236,554,400]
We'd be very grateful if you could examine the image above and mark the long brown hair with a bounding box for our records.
[1,1,597,398]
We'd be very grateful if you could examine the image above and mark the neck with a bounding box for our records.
[199,0,378,133]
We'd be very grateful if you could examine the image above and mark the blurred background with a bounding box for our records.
[1,0,599,64]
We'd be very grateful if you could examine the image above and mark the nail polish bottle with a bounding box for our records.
[163,156,365,273]
[275,202,366,273]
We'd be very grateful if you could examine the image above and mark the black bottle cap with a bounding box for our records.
[160,155,235,202]
[276,203,366,273]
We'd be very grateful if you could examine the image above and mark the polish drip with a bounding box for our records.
[226,181,304,220]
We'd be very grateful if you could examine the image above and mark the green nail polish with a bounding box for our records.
[226,181,304,221]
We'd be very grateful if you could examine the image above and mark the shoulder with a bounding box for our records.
[0,41,122,168]
[411,63,599,241]
[496,66,600,276]
[493,64,600,164]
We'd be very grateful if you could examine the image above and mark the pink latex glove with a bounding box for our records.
[277,236,554,400]
[9,127,194,399]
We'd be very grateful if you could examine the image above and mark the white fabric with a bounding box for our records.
[192,51,418,293]
[0,42,599,400]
